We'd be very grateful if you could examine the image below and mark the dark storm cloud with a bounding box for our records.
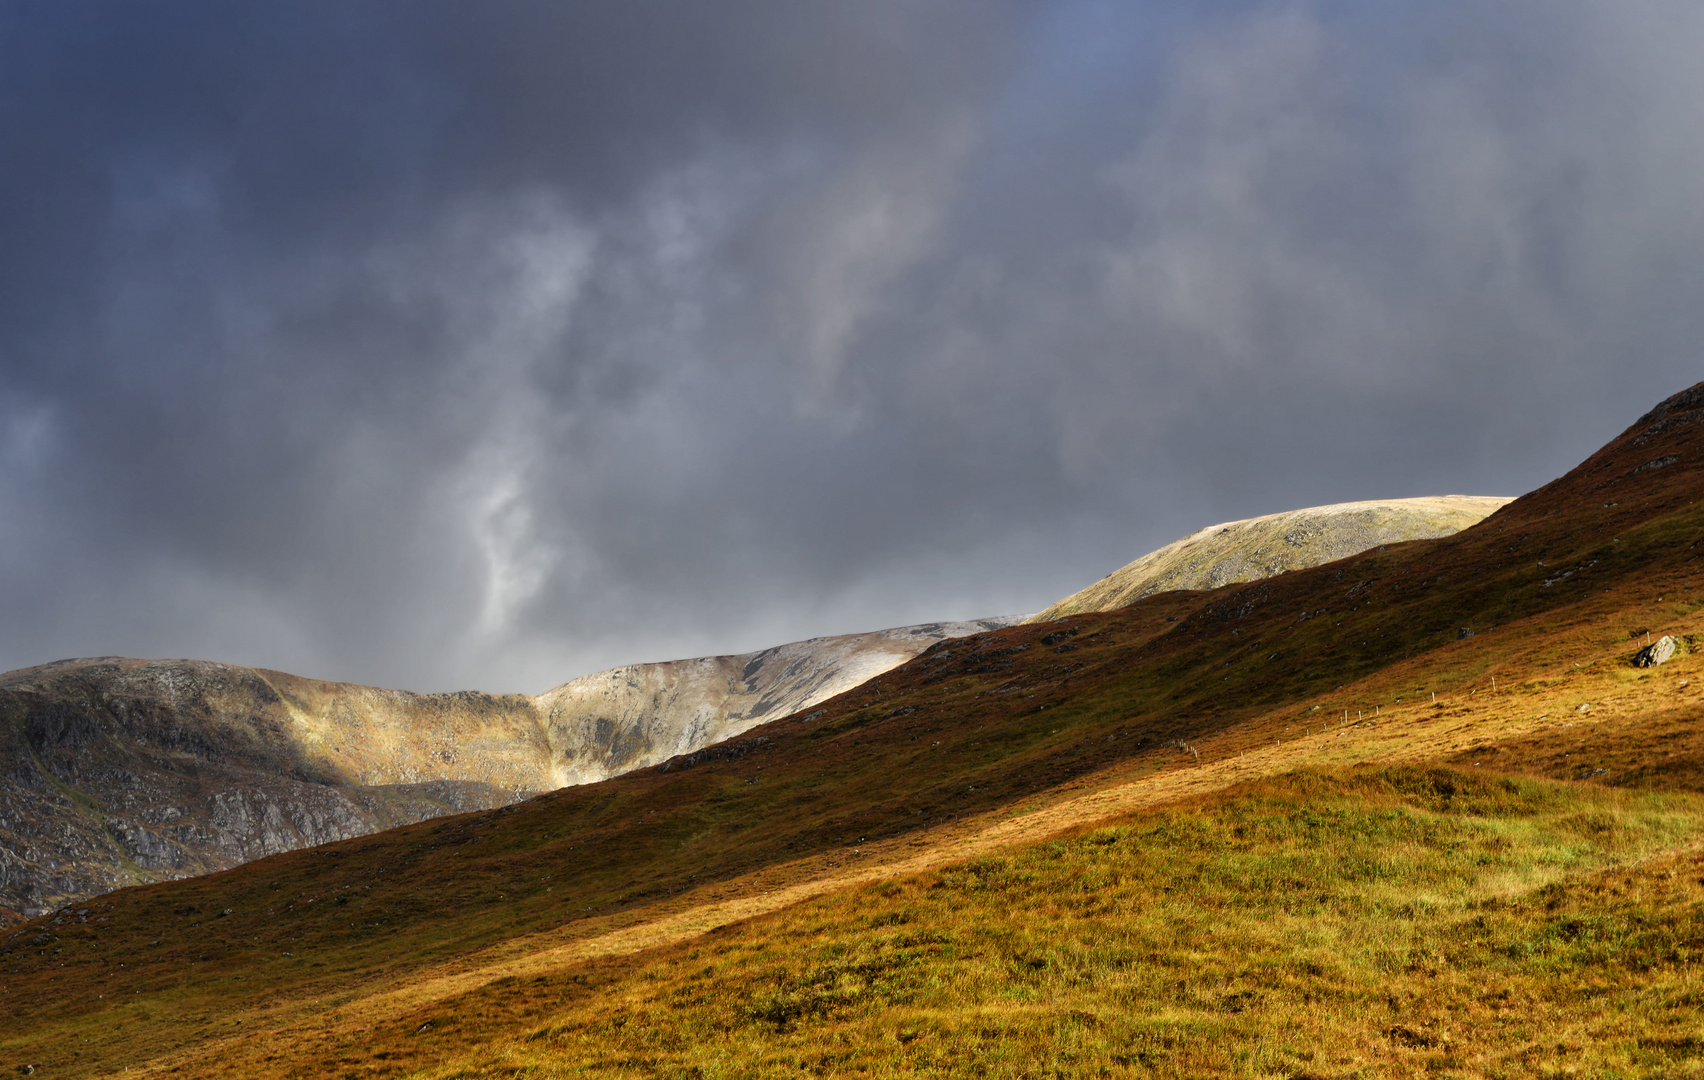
[1,1,1700,691]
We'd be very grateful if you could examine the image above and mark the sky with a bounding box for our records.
[2,1,1701,694]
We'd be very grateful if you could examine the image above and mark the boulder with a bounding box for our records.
[1633,635,1679,668]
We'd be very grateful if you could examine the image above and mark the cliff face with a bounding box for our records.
[1030,496,1513,622]
[0,618,1018,919]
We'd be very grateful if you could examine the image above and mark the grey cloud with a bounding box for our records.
[1,1,1700,693]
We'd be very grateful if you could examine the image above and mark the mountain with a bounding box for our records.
[0,618,1017,920]
[1031,494,1512,620]
[536,617,1021,785]
[6,383,1704,1076]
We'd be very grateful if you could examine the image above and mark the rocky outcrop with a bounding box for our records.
[1633,636,1679,668]
[0,617,1017,919]
[1031,496,1512,622]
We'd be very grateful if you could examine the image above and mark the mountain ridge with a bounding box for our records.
[0,617,1018,919]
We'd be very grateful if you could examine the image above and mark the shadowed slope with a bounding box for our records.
[1032,494,1512,621]
[7,384,1704,1076]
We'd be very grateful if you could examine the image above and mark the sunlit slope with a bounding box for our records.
[7,383,1704,1076]
[0,619,1015,919]
[1033,494,1512,621]
[296,773,1704,1079]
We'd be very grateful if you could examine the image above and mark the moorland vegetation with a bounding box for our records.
[5,383,1704,1077]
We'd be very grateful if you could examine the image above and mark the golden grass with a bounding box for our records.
[312,770,1704,1078]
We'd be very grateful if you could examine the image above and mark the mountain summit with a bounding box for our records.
[1032,494,1511,621]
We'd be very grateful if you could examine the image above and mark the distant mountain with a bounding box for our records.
[1031,494,1512,621]
[0,617,1017,919]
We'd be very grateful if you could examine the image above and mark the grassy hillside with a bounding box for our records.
[6,384,1704,1077]
[352,772,1704,1079]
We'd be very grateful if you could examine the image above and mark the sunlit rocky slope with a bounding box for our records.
[1031,494,1512,621]
[0,618,1015,919]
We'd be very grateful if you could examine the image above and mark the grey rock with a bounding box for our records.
[1633,635,1679,668]
[537,616,1023,785]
